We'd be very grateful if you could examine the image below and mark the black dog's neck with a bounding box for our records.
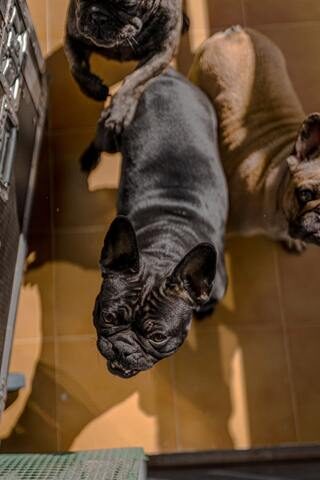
[135,216,198,275]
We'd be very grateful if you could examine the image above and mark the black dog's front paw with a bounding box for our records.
[73,68,109,102]
[103,108,124,137]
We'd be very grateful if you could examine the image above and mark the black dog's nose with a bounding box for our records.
[90,11,107,26]
[130,17,142,32]
[88,6,109,26]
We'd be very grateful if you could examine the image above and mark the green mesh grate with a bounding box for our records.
[0,448,146,480]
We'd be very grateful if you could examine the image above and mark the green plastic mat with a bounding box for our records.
[0,448,146,480]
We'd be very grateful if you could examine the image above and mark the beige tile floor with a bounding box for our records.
[1,0,320,454]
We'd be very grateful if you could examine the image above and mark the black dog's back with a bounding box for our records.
[93,70,228,377]
[117,69,228,302]
[120,70,226,227]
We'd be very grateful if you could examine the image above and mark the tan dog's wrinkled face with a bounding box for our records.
[284,113,320,245]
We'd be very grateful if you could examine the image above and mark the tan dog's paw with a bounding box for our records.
[281,237,307,254]
[103,94,138,136]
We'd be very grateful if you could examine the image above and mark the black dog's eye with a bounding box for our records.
[123,0,137,6]
[102,312,114,324]
[150,333,166,344]
[296,188,315,205]
[116,0,137,10]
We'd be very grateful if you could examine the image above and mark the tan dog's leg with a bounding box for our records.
[281,237,307,254]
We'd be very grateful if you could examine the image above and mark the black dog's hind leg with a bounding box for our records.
[80,113,119,173]
[194,298,218,320]
[80,142,101,173]
[65,34,109,101]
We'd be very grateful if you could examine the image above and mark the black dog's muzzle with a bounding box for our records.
[88,7,108,28]
[97,329,156,378]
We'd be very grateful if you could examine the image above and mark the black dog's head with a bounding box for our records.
[283,113,320,246]
[94,216,217,378]
[75,0,189,50]
[75,0,153,48]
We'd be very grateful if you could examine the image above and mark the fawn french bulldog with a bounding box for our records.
[190,26,320,252]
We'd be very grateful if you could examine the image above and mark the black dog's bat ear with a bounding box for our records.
[100,216,139,275]
[294,113,320,162]
[170,243,217,305]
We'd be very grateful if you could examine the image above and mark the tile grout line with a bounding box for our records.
[14,334,96,344]
[50,152,60,452]
[45,0,49,58]
[244,19,320,29]
[46,59,60,450]
[240,0,247,27]
[272,246,301,442]
[28,226,111,237]
[54,225,108,235]
[48,127,96,136]
[44,2,77,446]
[46,0,56,448]
[170,359,181,452]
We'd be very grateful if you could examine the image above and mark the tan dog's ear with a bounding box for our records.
[294,113,320,161]
[287,155,299,172]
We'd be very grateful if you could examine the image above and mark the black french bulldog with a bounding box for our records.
[65,0,189,134]
[92,70,229,378]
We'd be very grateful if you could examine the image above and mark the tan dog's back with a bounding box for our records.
[190,26,258,155]
[190,26,305,235]
[190,26,304,165]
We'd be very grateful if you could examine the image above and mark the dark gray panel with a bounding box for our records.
[0,0,47,411]
[13,80,37,226]
[149,461,320,480]
[0,181,20,367]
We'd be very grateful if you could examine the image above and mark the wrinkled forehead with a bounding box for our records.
[292,158,320,186]
[78,0,141,5]
[101,272,143,297]
[99,272,191,328]
[141,284,176,312]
